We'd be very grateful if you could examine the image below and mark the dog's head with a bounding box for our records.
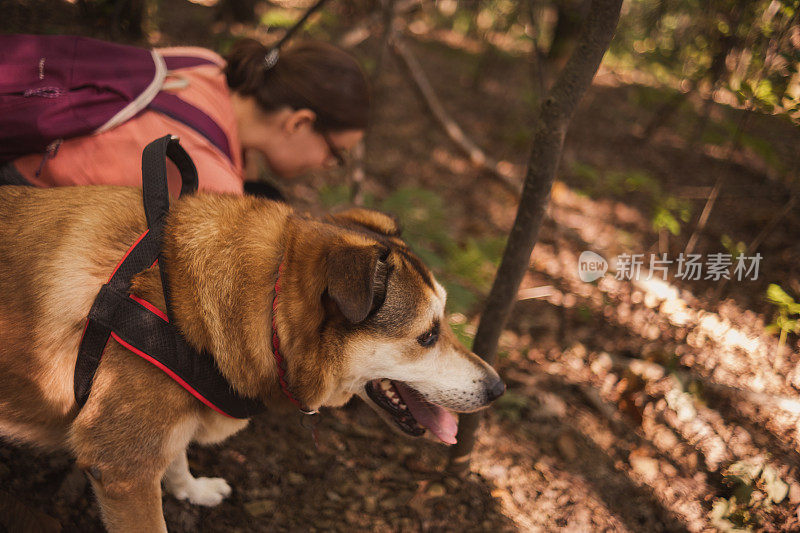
[278,207,504,444]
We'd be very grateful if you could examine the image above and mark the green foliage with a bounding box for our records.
[711,459,789,531]
[630,85,682,109]
[259,6,332,38]
[320,186,505,316]
[493,391,529,422]
[612,0,800,125]
[576,305,594,323]
[652,196,692,235]
[766,284,800,350]
[377,187,505,314]
[419,0,530,50]
[569,162,692,235]
[698,116,785,173]
[443,282,480,316]
[450,321,475,349]
[651,205,680,235]
[721,235,747,257]
[736,132,785,174]
[318,184,353,209]
[260,9,298,29]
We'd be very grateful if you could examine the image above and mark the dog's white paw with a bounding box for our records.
[169,477,232,507]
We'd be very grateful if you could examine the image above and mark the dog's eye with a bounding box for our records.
[417,324,439,347]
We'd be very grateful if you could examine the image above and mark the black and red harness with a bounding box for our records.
[74,136,313,418]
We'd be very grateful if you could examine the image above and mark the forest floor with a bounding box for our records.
[3,1,800,532]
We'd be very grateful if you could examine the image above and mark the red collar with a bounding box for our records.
[271,261,317,414]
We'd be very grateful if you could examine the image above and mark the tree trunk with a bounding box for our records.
[544,0,591,85]
[446,0,623,475]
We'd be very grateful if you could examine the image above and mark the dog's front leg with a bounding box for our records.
[86,471,167,533]
[163,449,232,506]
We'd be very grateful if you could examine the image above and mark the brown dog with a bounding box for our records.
[0,185,504,531]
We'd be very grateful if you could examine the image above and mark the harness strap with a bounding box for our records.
[141,136,197,325]
[93,284,264,418]
[74,135,265,418]
[74,229,161,407]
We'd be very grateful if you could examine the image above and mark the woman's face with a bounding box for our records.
[239,104,364,178]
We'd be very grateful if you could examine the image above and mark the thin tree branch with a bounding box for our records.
[715,187,797,298]
[745,191,797,257]
[684,109,751,255]
[337,0,419,49]
[350,0,396,202]
[389,34,523,195]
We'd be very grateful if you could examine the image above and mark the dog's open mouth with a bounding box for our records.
[365,379,459,444]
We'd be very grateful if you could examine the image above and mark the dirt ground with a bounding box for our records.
[2,1,800,532]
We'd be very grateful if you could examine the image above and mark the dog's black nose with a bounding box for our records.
[486,378,505,401]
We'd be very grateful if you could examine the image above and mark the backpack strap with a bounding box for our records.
[95,49,168,135]
[148,93,233,163]
[162,55,221,70]
[74,136,264,418]
[149,53,234,163]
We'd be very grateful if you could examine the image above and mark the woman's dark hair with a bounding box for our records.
[225,38,370,132]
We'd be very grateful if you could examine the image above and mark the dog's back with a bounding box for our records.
[0,186,146,448]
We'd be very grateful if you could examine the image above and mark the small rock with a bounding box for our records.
[590,352,613,374]
[789,483,800,504]
[326,490,342,502]
[403,457,431,473]
[286,472,305,485]
[398,445,415,456]
[427,483,446,497]
[556,432,578,461]
[630,455,659,481]
[345,509,362,524]
[661,462,678,477]
[364,495,378,512]
[444,476,461,490]
[537,392,567,418]
[244,499,276,517]
[379,496,401,510]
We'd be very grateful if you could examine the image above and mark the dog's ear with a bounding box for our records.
[326,244,390,323]
[329,208,401,237]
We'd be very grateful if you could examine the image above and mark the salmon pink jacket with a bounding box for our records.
[13,47,245,197]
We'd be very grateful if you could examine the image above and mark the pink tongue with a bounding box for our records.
[393,382,458,445]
